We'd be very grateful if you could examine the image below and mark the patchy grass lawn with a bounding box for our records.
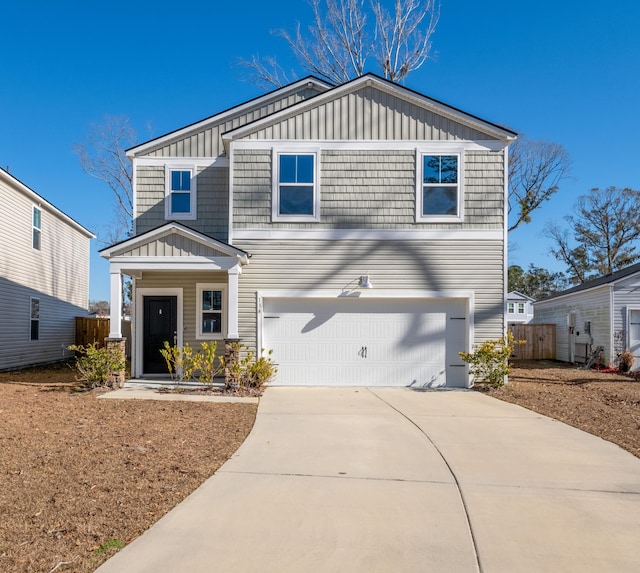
[0,363,257,573]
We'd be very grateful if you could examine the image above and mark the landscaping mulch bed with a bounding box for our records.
[0,363,257,573]
[477,360,640,458]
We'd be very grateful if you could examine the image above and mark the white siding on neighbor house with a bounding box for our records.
[135,165,229,240]
[612,274,640,357]
[240,86,497,142]
[534,286,612,364]
[232,149,504,231]
[0,174,92,370]
[234,239,504,353]
[142,87,324,159]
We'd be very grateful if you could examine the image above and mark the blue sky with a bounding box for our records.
[1,0,639,301]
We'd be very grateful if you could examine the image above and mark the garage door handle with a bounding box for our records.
[358,346,368,358]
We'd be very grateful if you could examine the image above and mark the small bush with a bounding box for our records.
[68,343,126,388]
[221,342,277,391]
[459,332,523,388]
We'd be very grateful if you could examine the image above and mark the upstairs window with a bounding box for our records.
[517,303,526,314]
[417,153,463,222]
[196,284,226,339]
[273,151,319,222]
[33,206,42,250]
[30,297,40,340]
[507,302,515,313]
[165,167,196,220]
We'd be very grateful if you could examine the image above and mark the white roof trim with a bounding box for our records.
[223,74,517,143]
[127,77,333,158]
[99,221,248,263]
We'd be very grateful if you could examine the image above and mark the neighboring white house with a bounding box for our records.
[0,167,94,370]
[534,262,640,369]
[506,291,535,324]
[101,73,516,388]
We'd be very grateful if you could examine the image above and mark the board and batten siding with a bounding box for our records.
[0,174,92,370]
[239,86,497,142]
[135,271,229,361]
[141,87,323,159]
[135,165,229,241]
[534,286,612,363]
[117,234,230,258]
[233,149,504,230]
[234,239,504,353]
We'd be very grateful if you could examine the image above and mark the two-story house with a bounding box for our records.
[0,167,94,370]
[506,291,535,324]
[101,74,516,387]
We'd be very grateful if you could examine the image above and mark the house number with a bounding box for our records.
[358,346,368,358]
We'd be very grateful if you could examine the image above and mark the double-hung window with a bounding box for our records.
[33,206,42,250]
[417,152,463,222]
[507,302,515,314]
[196,284,226,339]
[165,166,196,220]
[30,297,40,341]
[273,150,319,221]
[517,303,526,314]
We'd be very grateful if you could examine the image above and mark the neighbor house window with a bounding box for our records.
[417,152,463,222]
[32,206,42,250]
[507,302,515,313]
[517,303,525,314]
[273,150,319,221]
[196,284,226,339]
[165,166,196,220]
[30,297,40,341]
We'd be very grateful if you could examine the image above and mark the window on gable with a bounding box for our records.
[30,297,40,341]
[196,284,226,339]
[273,151,319,221]
[417,153,463,222]
[33,206,42,250]
[165,167,196,220]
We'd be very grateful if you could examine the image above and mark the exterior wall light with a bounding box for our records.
[359,275,373,289]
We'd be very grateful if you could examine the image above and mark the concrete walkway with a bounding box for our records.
[95,388,640,573]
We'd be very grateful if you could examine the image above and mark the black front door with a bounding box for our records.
[143,296,177,374]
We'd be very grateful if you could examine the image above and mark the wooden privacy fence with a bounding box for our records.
[75,317,132,357]
[508,324,556,360]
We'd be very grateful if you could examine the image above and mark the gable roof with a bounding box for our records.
[126,77,333,158]
[508,291,535,302]
[99,221,249,263]
[0,167,95,238]
[535,262,640,303]
[223,73,518,144]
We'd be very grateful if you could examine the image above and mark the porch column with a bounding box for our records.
[227,265,240,339]
[109,270,123,338]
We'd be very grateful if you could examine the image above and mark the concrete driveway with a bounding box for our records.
[96,388,640,572]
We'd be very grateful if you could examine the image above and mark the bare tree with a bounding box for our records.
[239,0,439,88]
[508,136,572,232]
[546,187,640,284]
[73,115,136,241]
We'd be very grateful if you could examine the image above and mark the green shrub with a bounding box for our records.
[159,341,196,383]
[193,341,224,384]
[68,343,126,388]
[459,332,523,388]
[221,342,277,391]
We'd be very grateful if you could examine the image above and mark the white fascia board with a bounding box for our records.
[223,75,516,143]
[232,229,503,241]
[258,289,474,301]
[133,156,228,167]
[111,256,241,272]
[127,78,333,158]
[231,139,508,152]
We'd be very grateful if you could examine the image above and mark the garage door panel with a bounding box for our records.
[263,298,468,388]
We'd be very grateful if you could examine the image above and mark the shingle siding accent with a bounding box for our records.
[233,148,505,230]
[234,239,504,352]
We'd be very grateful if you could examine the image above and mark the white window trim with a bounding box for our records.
[32,205,42,251]
[196,283,227,340]
[507,302,515,314]
[272,147,321,222]
[416,149,464,223]
[30,296,40,341]
[165,164,197,220]
[517,303,526,314]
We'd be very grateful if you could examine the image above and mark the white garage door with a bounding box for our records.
[262,297,468,387]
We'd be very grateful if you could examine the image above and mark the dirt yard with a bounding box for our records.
[1,360,639,573]
[0,363,257,573]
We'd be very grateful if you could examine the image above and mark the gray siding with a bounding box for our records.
[534,287,611,363]
[135,165,229,241]
[613,274,640,356]
[233,149,504,230]
[241,86,496,142]
[0,176,91,370]
[234,239,504,352]
[142,87,323,159]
